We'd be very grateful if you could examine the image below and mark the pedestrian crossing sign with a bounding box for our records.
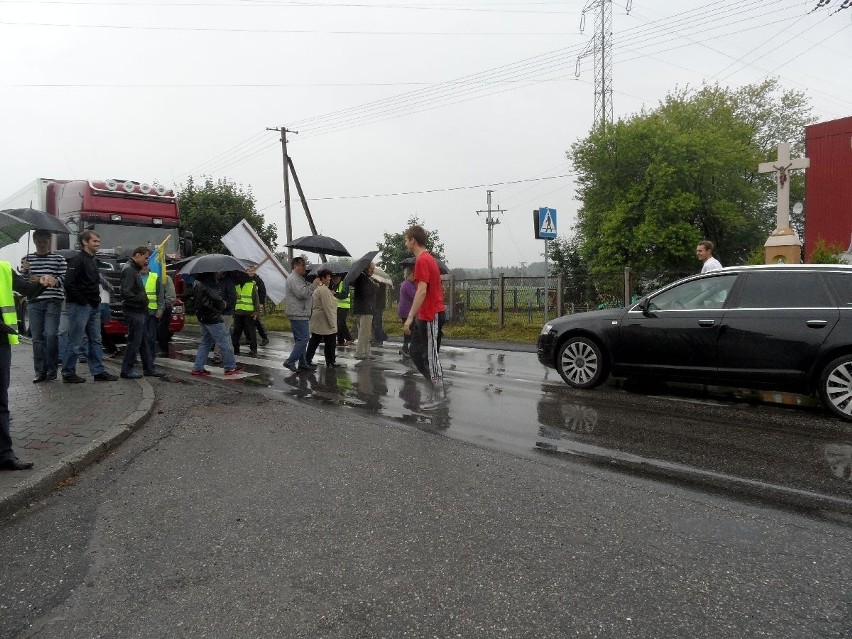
[534,207,557,239]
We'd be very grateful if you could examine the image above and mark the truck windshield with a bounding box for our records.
[88,224,180,256]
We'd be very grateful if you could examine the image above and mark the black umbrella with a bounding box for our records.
[284,234,350,257]
[342,250,379,287]
[0,210,36,249]
[399,255,450,275]
[1,208,72,234]
[178,253,248,276]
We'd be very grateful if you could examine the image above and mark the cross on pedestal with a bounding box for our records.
[758,142,810,233]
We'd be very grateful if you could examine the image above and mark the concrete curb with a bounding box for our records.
[0,376,156,520]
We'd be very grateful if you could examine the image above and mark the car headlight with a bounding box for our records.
[541,323,554,335]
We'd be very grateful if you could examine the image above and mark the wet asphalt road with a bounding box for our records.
[165,332,852,521]
[2,333,851,637]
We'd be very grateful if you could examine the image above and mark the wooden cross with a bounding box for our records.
[758,142,810,232]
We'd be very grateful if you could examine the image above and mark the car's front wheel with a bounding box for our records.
[556,336,608,389]
[819,355,852,421]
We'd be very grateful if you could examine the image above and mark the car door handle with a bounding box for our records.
[806,319,828,328]
[698,319,716,327]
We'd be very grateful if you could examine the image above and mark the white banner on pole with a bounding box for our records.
[221,219,289,305]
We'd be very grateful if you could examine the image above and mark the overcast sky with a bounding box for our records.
[1,0,850,270]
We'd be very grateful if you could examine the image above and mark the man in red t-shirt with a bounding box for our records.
[402,225,446,410]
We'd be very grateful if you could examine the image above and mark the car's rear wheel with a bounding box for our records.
[556,336,608,389]
[819,355,852,421]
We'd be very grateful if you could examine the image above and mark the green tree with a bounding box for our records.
[178,176,278,254]
[376,215,446,282]
[571,80,813,276]
[808,238,845,264]
[547,236,598,306]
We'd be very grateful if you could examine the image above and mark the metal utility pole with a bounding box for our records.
[476,190,506,280]
[267,125,297,262]
[575,1,633,130]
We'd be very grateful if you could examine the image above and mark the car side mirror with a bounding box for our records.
[640,297,652,317]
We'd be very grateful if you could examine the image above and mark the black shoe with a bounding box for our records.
[326,362,341,368]
[32,374,48,384]
[249,350,258,357]
[144,370,165,377]
[0,458,34,471]
[46,372,57,381]
[304,363,318,370]
[121,371,142,379]
[63,374,86,384]
[260,339,270,347]
[93,372,119,381]
[283,362,299,373]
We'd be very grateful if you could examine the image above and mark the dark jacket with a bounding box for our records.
[218,274,236,316]
[64,250,101,307]
[352,272,378,316]
[193,277,226,325]
[120,259,148,313]
[255,275,267,305]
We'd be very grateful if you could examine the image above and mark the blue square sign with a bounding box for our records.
[534,207,557,239]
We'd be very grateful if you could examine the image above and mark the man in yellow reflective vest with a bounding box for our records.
[142,261,165,368]
[333,275,354,347]
[231,267,261,356]
[1,261,51,471]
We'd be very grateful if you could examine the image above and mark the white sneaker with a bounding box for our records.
[420,397,447,411]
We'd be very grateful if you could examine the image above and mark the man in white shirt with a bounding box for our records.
[696,240,723,273]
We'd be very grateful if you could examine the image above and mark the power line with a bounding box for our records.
[0,19,573,35]
[306,173,575,201]
[172,0,835,177]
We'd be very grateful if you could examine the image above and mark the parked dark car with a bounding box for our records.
[537,265,852,421]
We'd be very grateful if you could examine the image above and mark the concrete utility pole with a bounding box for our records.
[267,126,297,263]
[477,190,505,280]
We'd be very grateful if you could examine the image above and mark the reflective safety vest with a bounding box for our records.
[335,281,352,309]
[144,273,158,311]
[235,282,256,312]
[0,262,19,345]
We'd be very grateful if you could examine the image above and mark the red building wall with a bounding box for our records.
[804,116,852,261]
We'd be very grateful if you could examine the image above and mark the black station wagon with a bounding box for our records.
[537,265,852,421]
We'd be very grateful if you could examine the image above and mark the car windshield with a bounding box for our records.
[648,274,737,311]
[88,223,179,256]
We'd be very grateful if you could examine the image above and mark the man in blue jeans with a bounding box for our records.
[190,272,244,377]
[283,256,315,373]
[20,229,66,383]
[61,230,118,383]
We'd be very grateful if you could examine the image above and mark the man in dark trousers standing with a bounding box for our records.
[61,231,118,383]
[120,247,161,379]
[0,261,51,470]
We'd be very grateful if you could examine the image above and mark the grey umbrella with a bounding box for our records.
[399,255,450,275]
[284,234,351,257]
[178,253,248,276]
[342,250,379,287]
[1,208,72,234]
[0,210,36,249]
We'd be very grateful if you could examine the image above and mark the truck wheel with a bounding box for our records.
[556,336,608,389]
[819,355,852,421]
